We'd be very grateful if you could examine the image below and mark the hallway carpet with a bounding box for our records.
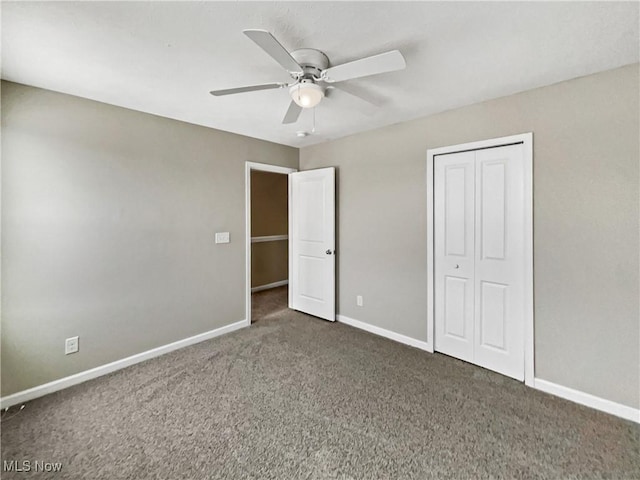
[251,285,289,324]
[2,292,639,479]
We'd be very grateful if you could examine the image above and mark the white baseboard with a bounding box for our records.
[0,319,248,410]
[337,314,432,352]
[533,378,639,423]
[251,280,288,293]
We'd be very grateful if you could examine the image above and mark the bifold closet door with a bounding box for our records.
[434,144,525,381]
[434,151,476,363]
[473,145,525,380]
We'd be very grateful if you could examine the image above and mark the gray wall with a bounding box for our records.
[3,65,639,410]
[251,171,288,288]
[1,81,298,396]
[300,64,640,409]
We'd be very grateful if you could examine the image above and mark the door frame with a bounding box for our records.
[245,161,297,326]
[426,133,534,386]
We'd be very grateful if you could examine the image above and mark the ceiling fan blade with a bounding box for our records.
[243,29,303,75]
[210,83,287,96]
[321,50,406,83]
[327,85,379,116]
[282,101,302,124]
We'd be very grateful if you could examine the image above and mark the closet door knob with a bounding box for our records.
[326,250,333,255]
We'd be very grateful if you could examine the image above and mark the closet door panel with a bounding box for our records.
[434,151,475,362]
[473,144,525,380]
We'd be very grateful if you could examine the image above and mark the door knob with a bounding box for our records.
[326,249,333,255]
[454,264,460,269]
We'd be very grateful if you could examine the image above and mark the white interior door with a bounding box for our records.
[434,151,475,362]
[289,167,335,321]
[434,144,525,380]
[473,145,525,380]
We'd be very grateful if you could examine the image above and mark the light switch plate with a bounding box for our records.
[215,232,230,244]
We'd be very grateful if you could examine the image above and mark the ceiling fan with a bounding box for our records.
[210,30,406,124]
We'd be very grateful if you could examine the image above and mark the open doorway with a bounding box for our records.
[245,162,297,324]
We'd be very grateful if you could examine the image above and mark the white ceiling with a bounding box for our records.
[2,1,638,147]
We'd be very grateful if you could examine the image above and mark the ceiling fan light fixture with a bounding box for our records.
[290,82,324,108]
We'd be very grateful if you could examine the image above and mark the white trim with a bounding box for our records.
[533,378,640,424]
[251,279,289,293]
[288,173,293,310]
[245,162,297,325]
[245,162,297,176]
[522,133,534,386]
[426,133,532,157]
[425,145,435,353]
[0,320,247,409]
[337,315,431,352]
[251,235,288,243]
[426,133,534,385]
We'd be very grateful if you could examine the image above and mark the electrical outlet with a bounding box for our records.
[65,336,79,355]
[356,295,363,307]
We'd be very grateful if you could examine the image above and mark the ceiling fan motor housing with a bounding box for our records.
[290,48,329,79]
[288,49,329,108]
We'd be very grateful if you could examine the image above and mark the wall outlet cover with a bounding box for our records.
[65,336,79,355]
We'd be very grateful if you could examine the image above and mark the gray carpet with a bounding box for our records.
[2,286,639,479]
[251,285,290,324]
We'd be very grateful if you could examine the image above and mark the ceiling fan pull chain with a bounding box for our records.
[312,106,316,134]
